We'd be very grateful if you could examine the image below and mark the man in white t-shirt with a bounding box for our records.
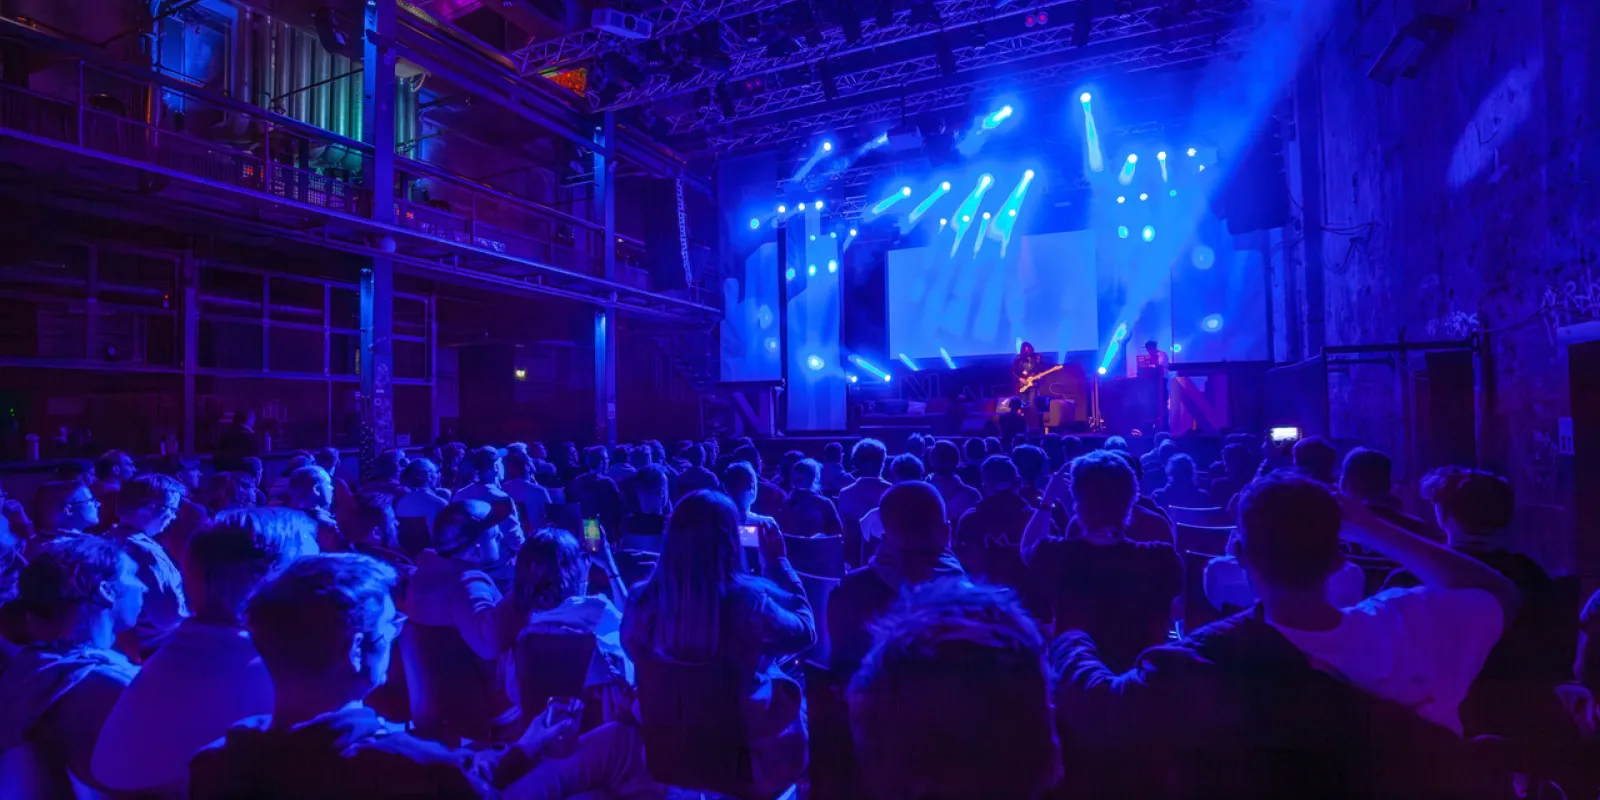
[1236,473,1520,734]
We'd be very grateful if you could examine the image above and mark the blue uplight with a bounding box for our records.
[785,267,796,281]
[807,264,817,276]
[749,218,761,229]
[1142,225,1156,242]
[1117,226,1129,239]
[827,259,838,273]
[807,355,825,371]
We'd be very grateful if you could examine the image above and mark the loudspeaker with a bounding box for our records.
[313,6,362,59]
[1423,350,1476,468]
[642,178,689,291]
[1216,124,1290,234]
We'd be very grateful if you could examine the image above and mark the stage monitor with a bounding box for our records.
[885,230,1098,359]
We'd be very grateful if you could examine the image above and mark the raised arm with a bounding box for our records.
[1341,496,1520,620]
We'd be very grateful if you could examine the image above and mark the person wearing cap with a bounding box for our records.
[401,498,523,740]
[828,482,964,675]
[452,447,525,582]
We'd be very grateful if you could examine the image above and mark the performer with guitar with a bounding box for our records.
[1012,342,1063,429]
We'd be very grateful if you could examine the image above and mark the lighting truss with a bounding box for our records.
[671,2,1245,134]
[701,24,1255,153]
[596,0,1024,111]
[509,0,785,74]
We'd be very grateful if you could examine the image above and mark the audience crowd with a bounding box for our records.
[0,422,1592,799]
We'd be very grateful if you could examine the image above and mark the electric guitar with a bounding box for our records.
[1017,364,1063,393]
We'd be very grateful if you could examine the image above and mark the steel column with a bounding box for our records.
[181,243,198,455]
[361,0,397,470]
[594,111,617,445]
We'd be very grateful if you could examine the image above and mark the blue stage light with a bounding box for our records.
[1202,314,1224,332]
[798,202,807,211]
[1117,196,1126,204]
[1172,343,1183,354]
[901,186,912,197]
[1199,164,1207,172]
[847,374,859,384]
[1169,189,1178,197]
[1157,151,1167,161]
[849,228,858,236]
[1008,209,1017,217]
[815,199,824,209]
[809,234,816,241]
[829,231,837,239]
[1024,169,1035,180]
[749,218,761,229]
[1186,147,1197,157]
[962,215,971,223]
[939,218,948,226]
[1139,193,1148,201]
[1119,155,1137,185]
[898,353,918,371]
[807,264,817,276]
[982,212,991,220]
[777,204,787,213]
[941,181,951,191]
[765,338,778,352]
[849,355,890,382]
[1142,225,1156,242]
[1192,245,1216,270]
[785,267,796,280]
[1079,92,1091,103]
[827,259,838,273]
[807,355,825,371]
[1127,154,1138,163]
[981,105,1014,129]
[980,174,993,187]
[822,140,833,152]
[939,347,957,370]
[1097,366,1107,375]
[1117,226,1129,239]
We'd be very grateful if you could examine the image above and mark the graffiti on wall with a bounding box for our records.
[1539,268,1600,342]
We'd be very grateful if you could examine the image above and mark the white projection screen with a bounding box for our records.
[886,230,1098,359]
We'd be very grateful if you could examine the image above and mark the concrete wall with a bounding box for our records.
[1307,0,1598,567]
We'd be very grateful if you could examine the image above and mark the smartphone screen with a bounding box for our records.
[582,518,603,554]
[738,524,760,548]
[1269,426,1301,443]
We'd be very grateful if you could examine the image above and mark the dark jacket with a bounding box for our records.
[1052,607,1484,799]
[778,489,844,539]
[189,707,526,798]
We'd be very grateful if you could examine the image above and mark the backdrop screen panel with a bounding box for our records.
[886,231,1098,359]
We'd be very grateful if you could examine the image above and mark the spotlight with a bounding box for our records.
[822,140,833,152]
[798,202,807,210]
[1169,189,1178,197]
[765,338,778,352]
[939,346,957,369]
[1097,366,1107,375]
[941,181,951,191]
[1008,209,1017,217]
[1172,343,1182,353]
[1116,196,1126,204]
[827,259,838,273]
[1157,151,1167,160]
[1186,147,1197,157]
[829,231,837,239]
[514,368,527,380]
[1079,92,1091,103]
[785,267,796,280]
[849,228,858,236]
[901,186,912,197]
[980,174,993,187]
[807,264,817,276]
[939,218,948,226]
[848,374,859,384]
[982,212,991,219]
[809,235,816,241]
[1202,314,1224,332]
[1139,193,1148,201]
[777,204,787,213]
[1024,169,1035,179]
[961,215,971,222]
[1126,154,1138,163]
[1142,225,1156,242]
[1117,226,1129,238]
[883,375,892,382]
[749,218,761,229]
[807,355,825,371]
[815,199,825,209]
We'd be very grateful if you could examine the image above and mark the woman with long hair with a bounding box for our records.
[621,490,814,793]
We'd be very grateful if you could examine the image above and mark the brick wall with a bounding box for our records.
[1309,0,1598,568]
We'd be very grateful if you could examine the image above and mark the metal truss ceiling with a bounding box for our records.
[707,20,1255,154]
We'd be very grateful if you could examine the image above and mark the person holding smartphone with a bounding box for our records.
[621,490,815,796]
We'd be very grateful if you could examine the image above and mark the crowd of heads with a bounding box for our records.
[0,420,1587,800]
